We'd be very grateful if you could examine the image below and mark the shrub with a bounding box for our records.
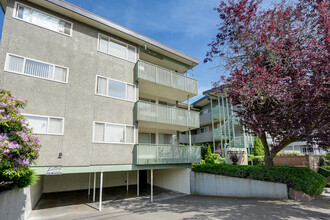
[192,163,326,196]
[228,152,239,165]
[200,144,208,160]
[318,165,330,177]
[248,155,264,165]
[276,152,305,157]
[216,157,226,164]
[0,90,41,189]
[212,153,220,160]
[319,153,330,166]
[205,145,215,164]
[253,137,264,156]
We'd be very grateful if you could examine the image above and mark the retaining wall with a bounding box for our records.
[191,172,288,199]
[0,177,43,220]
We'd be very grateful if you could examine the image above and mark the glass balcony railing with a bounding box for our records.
[134,144,201,165]
[135,60,198,95]
[135,101,200,128]
[212,105,228,118]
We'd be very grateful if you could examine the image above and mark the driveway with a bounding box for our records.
[28,192,330,220]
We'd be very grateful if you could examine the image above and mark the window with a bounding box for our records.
[98,34,137,62]
[93,122,134,144]
[201,109,209,115]
[159,133,177,145]
[138,133,156,144]
[5,54,68,83]
[200,127,209,133]
[14,3,72,36]
[96,76,135,101]
[24,114,64,135]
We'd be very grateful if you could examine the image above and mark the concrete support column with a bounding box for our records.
[137,170,139,196]
[93,172,96,202]
[151,169,153,202]
[210,97,215,152]
[126,171,129,192]
[99,172,103,211]
[188,95,191,147]
[217,95,222,150]
[88,173,91,196]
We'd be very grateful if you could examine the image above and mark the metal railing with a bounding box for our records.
[135,101,200,128]
[134,144,201,165]
[303,161,330,173]
[136,60,198,94]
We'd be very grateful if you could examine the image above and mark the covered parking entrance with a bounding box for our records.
[29,165,191,215]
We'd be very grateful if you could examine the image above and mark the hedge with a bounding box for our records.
[192,163,326,196]
[318,166,330,178]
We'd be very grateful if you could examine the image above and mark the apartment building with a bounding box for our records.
[0,0,200,211]
[180,89,254,157]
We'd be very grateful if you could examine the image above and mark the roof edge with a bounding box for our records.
[44,0,199,66]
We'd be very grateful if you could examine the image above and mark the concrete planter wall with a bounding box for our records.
[191,172,288,199]
[0,177,43,220]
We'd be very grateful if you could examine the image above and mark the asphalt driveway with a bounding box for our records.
[28,192,330,220]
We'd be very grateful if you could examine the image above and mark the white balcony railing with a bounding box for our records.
[135,101,200,128]
[136,60,198,94]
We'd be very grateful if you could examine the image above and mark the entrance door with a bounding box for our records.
[139,170,148,190]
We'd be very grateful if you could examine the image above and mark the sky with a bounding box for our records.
[0,0,276,103]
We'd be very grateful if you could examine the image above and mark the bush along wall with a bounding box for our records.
[192,163,326,196]
[318,166,330,178]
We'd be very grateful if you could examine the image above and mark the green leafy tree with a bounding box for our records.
[0,90,41,189]
[253,137,264,156]
[205,144,215,164]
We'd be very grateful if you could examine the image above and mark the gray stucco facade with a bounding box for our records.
[0,2,200,210]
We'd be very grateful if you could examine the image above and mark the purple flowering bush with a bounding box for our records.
[0,89,41,189]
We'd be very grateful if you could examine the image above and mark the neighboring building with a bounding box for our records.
[180,89,254,154]
[278,142,326,155]
[0,0,200,211]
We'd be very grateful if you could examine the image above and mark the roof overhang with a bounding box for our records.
[0,0,199,68]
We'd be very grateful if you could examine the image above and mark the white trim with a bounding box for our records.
[5,53,69,84]
[13,1,73,37]
[95,75,136,102]
[22,113,65,135]
[92,121,135,144]
[97,33,137,63]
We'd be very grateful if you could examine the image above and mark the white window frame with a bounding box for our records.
[5,53,69,84]
[92,121,135,144]
[23,113,65,135]
[95,75,136,102]
[200,127,209,133]
[13,1,73,37]
[97,33,137,63]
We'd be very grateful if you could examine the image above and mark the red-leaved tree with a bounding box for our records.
[205,0,329,166]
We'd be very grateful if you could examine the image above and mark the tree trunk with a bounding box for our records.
[264,155,274,166]
[260,132,274,167]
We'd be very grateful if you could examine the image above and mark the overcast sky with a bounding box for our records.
[0,0,277,103]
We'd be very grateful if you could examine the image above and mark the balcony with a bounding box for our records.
[135,60,198,101]
[212,105,229,118]
[179,132,213,144]
[135,101,200,131]
[134,144,201,165]
[200,112,212,125]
